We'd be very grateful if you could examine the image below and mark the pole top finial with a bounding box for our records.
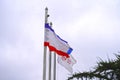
[45,7,49,23]
[45,7,48,10]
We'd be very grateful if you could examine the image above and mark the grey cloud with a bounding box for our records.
[1,0,120,80]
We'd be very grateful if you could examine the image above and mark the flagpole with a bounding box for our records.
[53,52,56,80]
[48,22,53,80]
[48,22,56,80]
[43,7,49,80]
[48,50,52,80]
[51,22,56,80]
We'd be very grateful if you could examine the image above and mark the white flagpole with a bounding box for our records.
[48,50,52,80]
[43,7,49,80]
[53,52,56,80]
[50,22,56,80]
[48,22,52,80]
[49,22,56,80]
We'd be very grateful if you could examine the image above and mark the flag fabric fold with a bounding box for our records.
[44,23,73,58]
[57,55,76,73]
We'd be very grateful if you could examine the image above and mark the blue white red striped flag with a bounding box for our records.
[44,23,73,58]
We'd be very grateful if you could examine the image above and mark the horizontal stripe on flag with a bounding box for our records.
[44,42,69,58]
[45,23,68,43]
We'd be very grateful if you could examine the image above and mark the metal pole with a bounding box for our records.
[48,51,52,80]
[45,7,49,23]
[53,52,56,80]
[48,22,52,80]
[43,47,47,80]
[50,22,56,80]
[43,7,49,80]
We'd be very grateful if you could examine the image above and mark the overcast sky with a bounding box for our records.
[0,0,120,80]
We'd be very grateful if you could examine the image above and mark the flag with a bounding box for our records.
[44,23,73,58]
[57,55,76,73]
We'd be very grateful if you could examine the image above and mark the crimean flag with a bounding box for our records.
[44,23,73,58]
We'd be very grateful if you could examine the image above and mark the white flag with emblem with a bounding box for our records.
[57,55,76,73]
